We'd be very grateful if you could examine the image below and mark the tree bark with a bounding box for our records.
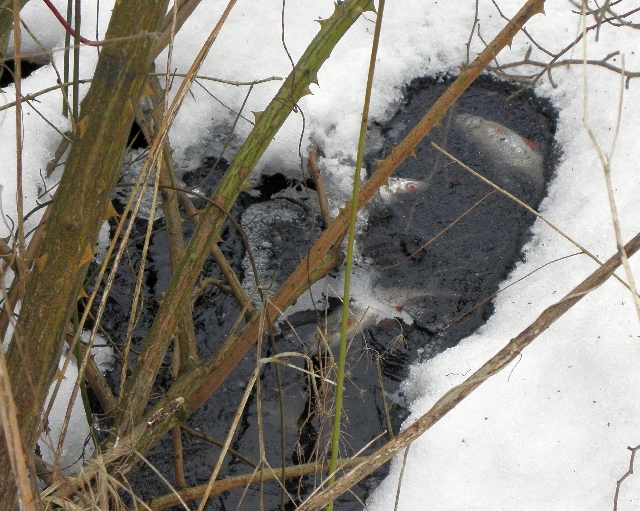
[0,0,169,507]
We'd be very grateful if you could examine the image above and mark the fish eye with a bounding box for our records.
[406,182,418,191]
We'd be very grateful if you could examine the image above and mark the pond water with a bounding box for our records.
[103,74,558,510]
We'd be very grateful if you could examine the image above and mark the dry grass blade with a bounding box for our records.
[135,451,190,510]
[295,230,640,510]
[197,366,259,510]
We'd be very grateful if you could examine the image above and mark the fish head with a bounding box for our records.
[455,113,484,130]
[384,177,428,194]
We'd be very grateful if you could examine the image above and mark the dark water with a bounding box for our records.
[100,74,558,510]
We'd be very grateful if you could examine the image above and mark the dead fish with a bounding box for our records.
[377,176,428,204]
[372,283,457,310]
[455,113,545,190]
[310,305,378,353]
[308,282,454,354]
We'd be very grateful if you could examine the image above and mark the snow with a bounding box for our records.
[2,0,640,509]
[38,331,113,475]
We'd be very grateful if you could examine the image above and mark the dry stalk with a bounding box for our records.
[0,337,36,510]
[374,355,394,440]
[393,446,410,511]
[148,457,368,511]
[170,343,186,489]
[12,0,24,298]
[197,365,260,510]
[308,148,332,227]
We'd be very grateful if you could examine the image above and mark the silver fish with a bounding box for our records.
[455,114,545,189]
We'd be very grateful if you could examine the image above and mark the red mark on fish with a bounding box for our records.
[455,114,545,190]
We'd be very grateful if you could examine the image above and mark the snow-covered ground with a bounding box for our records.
[2,1,640,509]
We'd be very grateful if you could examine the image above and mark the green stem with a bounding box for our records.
[326,1,386,508]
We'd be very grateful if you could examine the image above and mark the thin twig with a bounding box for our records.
[375,354,394,440]
[393,446,410,511]
[581,7,640,321]
[613,444,640,511]
[150,72,282,86]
